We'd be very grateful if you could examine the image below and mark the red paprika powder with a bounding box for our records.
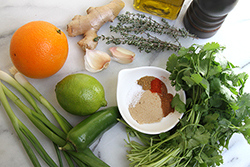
[150,78,162,93]
[137,76,174,118]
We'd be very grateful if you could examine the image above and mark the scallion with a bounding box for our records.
[0,81,57,167]
[0,69,111,167]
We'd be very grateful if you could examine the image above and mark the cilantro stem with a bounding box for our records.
[125,42,250,167]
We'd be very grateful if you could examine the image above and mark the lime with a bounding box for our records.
[55,73,107,116]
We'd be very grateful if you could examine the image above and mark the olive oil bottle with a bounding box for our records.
[133,0,185,20]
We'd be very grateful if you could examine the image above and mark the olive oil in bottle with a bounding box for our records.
[133,0,185,20]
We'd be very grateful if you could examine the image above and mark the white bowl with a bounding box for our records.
[117,66,186,134]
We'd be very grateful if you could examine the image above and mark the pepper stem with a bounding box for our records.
[60,142,76,152]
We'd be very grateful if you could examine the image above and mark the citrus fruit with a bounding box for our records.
[55,73,107,116]
[10,21,68,79]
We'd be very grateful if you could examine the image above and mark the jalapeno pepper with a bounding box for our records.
[62,106,121,152]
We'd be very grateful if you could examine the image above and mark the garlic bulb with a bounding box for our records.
[84,49,111,73]
[109,47,135,64]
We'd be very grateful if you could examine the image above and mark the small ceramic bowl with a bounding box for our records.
[117,66,186,134]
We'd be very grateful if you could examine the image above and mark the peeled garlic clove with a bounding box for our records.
[109,47,135,64]
[84,49,111,73]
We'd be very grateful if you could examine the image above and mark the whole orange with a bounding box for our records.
[10,21,69,79]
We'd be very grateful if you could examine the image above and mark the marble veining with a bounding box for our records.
[0,0,250,166]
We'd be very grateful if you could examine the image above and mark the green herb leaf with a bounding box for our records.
[124,42,250,167]
[166,54,178,72]
[171,94,186,113]
[203,42,223,51]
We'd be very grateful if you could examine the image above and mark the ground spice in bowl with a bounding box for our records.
[129,76,174,124]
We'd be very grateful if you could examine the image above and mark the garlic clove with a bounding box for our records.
[84,49,111,73]
[109,47,135,64]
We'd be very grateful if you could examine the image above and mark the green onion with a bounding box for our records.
[0,81,57,167]
[0,70,45,117]
[68,149,110,167]
[1,83,67,146]
[10,67,73,133]
[53,143,64,167]
[0,69,110,167]
[62,151,75,167]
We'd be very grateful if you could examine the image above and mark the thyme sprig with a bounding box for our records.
[95,11,197,53]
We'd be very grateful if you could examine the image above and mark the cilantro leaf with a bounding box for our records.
[171,94,186,113]
[203,42,224,51]
[125,42,250,167]
[166,53,178,72]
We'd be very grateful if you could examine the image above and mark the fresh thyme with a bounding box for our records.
[95,11,197,53]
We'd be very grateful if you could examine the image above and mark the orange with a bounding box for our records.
[10,21,69,79]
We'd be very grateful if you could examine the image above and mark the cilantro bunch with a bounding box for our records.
[123,42,250,167]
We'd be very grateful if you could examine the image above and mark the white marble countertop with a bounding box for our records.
[1,0,250,166]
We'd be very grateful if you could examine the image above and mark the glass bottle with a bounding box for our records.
[183,0,239,38]
[133,0,185,20]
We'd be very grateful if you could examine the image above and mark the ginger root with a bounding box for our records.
[67,0,125,51]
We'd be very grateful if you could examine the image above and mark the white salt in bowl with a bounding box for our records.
[117,66,186,135]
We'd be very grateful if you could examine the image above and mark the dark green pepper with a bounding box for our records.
[62,106,121,152]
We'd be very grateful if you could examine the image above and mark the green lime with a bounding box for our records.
[55,73,107,116]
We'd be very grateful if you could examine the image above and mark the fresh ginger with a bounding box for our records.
[67,0,125,51]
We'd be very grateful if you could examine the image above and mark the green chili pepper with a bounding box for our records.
[62,106,121,152]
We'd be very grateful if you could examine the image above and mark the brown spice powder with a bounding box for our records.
[137,76,155,90]
[129,76,174,124]
[129,90,163,124]
[158,80,174,116]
